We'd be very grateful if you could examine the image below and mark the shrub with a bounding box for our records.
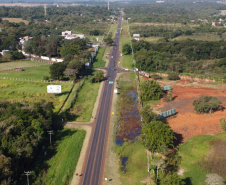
[193,95,223,113]
[151,74,162,80]
[168,73,180,80]
[43,76,50,81]
[122,44,132,55]
[220,118,226,131]
[92,71,104,83]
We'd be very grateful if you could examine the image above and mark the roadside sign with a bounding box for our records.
[109,81,113,84]
[47,85,62,93]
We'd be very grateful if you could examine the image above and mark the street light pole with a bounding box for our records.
[47,130,53,144]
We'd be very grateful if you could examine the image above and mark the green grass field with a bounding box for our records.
[116,142,147,185]
[37,129,86,185]
[93,46,106,67]
[0,79,72,112]
[178,133,226,185]
[120,20,134,69]
[0,65,50,80]
[86,35,103,43]
[0,60,50,71]
[140,36,163,43]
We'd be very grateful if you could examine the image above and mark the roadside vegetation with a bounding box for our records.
[93,46,106,67]
[34,129,86,185]
[69,71,103,122]
[120,20,133,69]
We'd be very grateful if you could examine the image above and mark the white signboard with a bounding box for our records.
[47,85,62,93]
[114,89,118,94]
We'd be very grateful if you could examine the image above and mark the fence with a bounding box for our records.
[0,76,73,84]
[159,108,176,119]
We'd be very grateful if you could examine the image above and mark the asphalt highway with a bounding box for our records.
[80,13,122,185]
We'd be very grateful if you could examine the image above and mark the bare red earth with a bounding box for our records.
[156,80,226,143]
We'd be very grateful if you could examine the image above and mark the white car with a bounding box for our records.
[111,56,113,58]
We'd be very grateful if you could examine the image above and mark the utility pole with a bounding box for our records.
[24,171,31,185]
[44,5,47,16]
[47,130,53,144]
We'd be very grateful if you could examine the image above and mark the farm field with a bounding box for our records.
[153,79,226,142]
[2,17,29,24]
[35,129,86,185]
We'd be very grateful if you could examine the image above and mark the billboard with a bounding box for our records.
[47,85,62,93]
[133,34,140,38]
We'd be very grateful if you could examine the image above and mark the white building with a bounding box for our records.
[61,30,85,40]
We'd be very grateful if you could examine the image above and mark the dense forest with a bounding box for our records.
[0,101,54,184]
[132,39,226,79]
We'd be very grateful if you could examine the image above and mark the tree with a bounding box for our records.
[122,44,132,55]
[142,121,175,153]
[49,62,66,80]
[0,153,12,184]
[159,172,184,185]
[2,51,13,60]
[168,73,180,80]
[193,95,223,113]
[140,80,164,103]
[140,105,158,124]
[92,71,104,83]
[103,35,113,46]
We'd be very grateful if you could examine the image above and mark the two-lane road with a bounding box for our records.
[80,13,122,185]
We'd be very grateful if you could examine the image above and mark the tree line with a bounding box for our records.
[132,39,226,79]
[130,24,226,39]
[124,2,226,24]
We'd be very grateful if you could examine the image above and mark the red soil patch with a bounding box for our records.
[156,80,226,143]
